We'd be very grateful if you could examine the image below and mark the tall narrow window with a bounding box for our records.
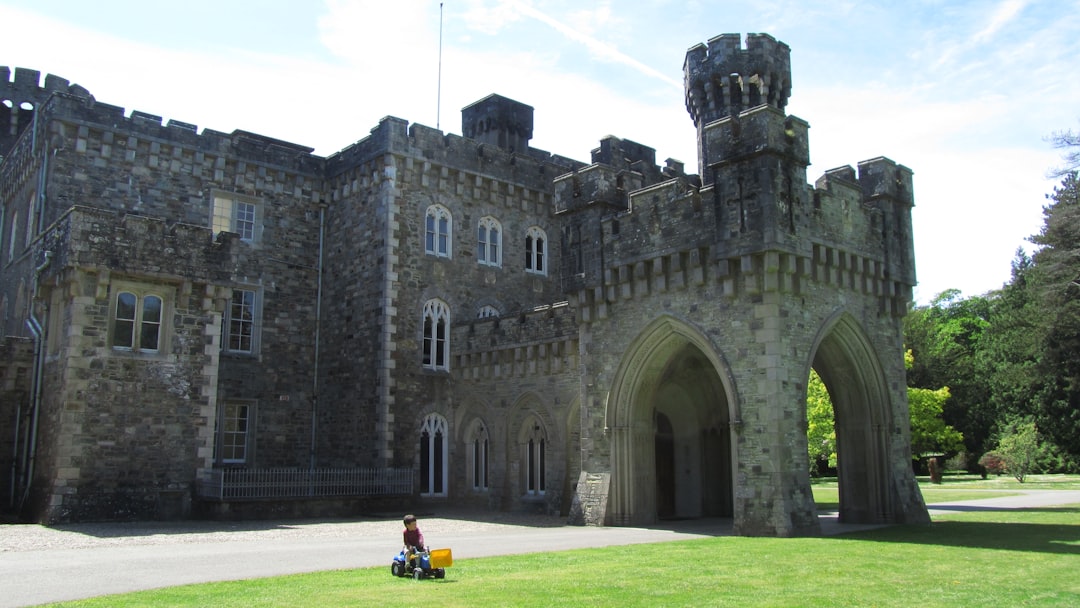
[477,216,501,267]
[525,226,547,275]
[420,414,448,497]
[422,299,450,371]
[113,291,163,353]
[425,205,452,258]
[523,419,547,495]
[226,288,258,354]
[212,193,259,242]
[218,401,254,465]
[8,210,19,262]
[470,422,490,491]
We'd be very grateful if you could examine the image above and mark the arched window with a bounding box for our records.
[477,216,501,267]
[525,226,547,275]
[420,413,449,497]
[422,299,450,370]
[469,421,490,491]
[113,291,163,352]
[425,205,452,258]
[522,417,547,495]
[477,305,500,319]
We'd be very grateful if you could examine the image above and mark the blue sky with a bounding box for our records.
[2,0,1077,305]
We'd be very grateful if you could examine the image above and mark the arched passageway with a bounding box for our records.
[607,317,736,525]
[810,314,896,524]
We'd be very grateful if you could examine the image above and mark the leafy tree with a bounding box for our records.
[904,295,994,456]
[805,369,835,476]
[993,420,1040,483]
[908,385,964,458]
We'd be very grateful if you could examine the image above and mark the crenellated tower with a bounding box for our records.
[0,67,92,159]
[684,33,792,183]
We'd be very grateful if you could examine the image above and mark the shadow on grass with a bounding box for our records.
[840,507,1080,555]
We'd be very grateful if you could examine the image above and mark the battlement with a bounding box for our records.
[684,33,791,128]
[1,66,93,158]
[1,66,93,103]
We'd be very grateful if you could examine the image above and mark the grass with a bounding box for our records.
[41,479,1080,608]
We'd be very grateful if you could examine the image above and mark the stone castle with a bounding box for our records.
[0,32,929,535]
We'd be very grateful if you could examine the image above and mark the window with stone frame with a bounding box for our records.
[469,421,490,491]
[422,299,450,370]
[525,226,547,275]
[225,288,260,354]
[420,413,448,496]
[522,417,547,495]
[217,400,255,465]
[477,304,500,319]
[212,192,259,242]
[425,204,452,258]
[111,285,167,353]
[477,216,502,267]
[7,210,19,262]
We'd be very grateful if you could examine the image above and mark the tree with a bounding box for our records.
[1046,127,1080,178]
[1028,172,1080,457]
[908,385,964,458]
[993,420,1040,483]
[805,369,835,476]
[904,294,994,456]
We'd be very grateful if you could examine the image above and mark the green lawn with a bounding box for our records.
[45,499,1080,607]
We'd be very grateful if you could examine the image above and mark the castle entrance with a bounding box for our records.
[607,317,735,525]
[809,314,896,524]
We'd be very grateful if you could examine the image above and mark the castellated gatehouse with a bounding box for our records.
[0,32,929,535]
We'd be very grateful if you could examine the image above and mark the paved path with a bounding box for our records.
[2,491,1078,607]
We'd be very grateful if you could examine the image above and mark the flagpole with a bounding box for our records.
[437,2,444,131]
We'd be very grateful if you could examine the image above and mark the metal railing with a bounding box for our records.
[196,467,413,501]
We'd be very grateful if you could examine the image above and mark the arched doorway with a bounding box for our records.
[809,314,895,524]
[607,316,737,525]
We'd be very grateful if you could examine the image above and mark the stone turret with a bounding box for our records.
[0,67,92,158]
[684,34,792,180]
[461,94,534,153]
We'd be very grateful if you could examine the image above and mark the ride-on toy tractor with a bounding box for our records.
[391,547,452,580]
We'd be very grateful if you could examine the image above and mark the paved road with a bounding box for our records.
[2,491,1078,607]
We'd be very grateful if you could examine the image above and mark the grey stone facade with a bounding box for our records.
[1,33,928,534]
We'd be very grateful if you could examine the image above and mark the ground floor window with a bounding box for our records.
[217,400,255,465]
[523,419,546,495]
[470,422,489,491]
[420,413,448,496]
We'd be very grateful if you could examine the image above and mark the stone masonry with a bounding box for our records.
[0,33,928,534]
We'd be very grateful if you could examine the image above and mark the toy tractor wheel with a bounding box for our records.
[391,562,404,577]
[434,568,446,579]
[413,569,424,581]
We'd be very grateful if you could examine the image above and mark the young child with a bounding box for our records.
[402,514,426,565]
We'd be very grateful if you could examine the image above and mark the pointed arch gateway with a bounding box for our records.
[606,316,739,526]
[809,312,900,524]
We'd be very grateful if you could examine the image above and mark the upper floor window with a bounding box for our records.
[113,289,164,353]
[225,288,260,354]
[212,193,259,242]
[8,210,19,262]
[477,305,500,319]
[425,204,452,258]
[477,216,501,267]
[525,226,547,275]
[422,299,450,371]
